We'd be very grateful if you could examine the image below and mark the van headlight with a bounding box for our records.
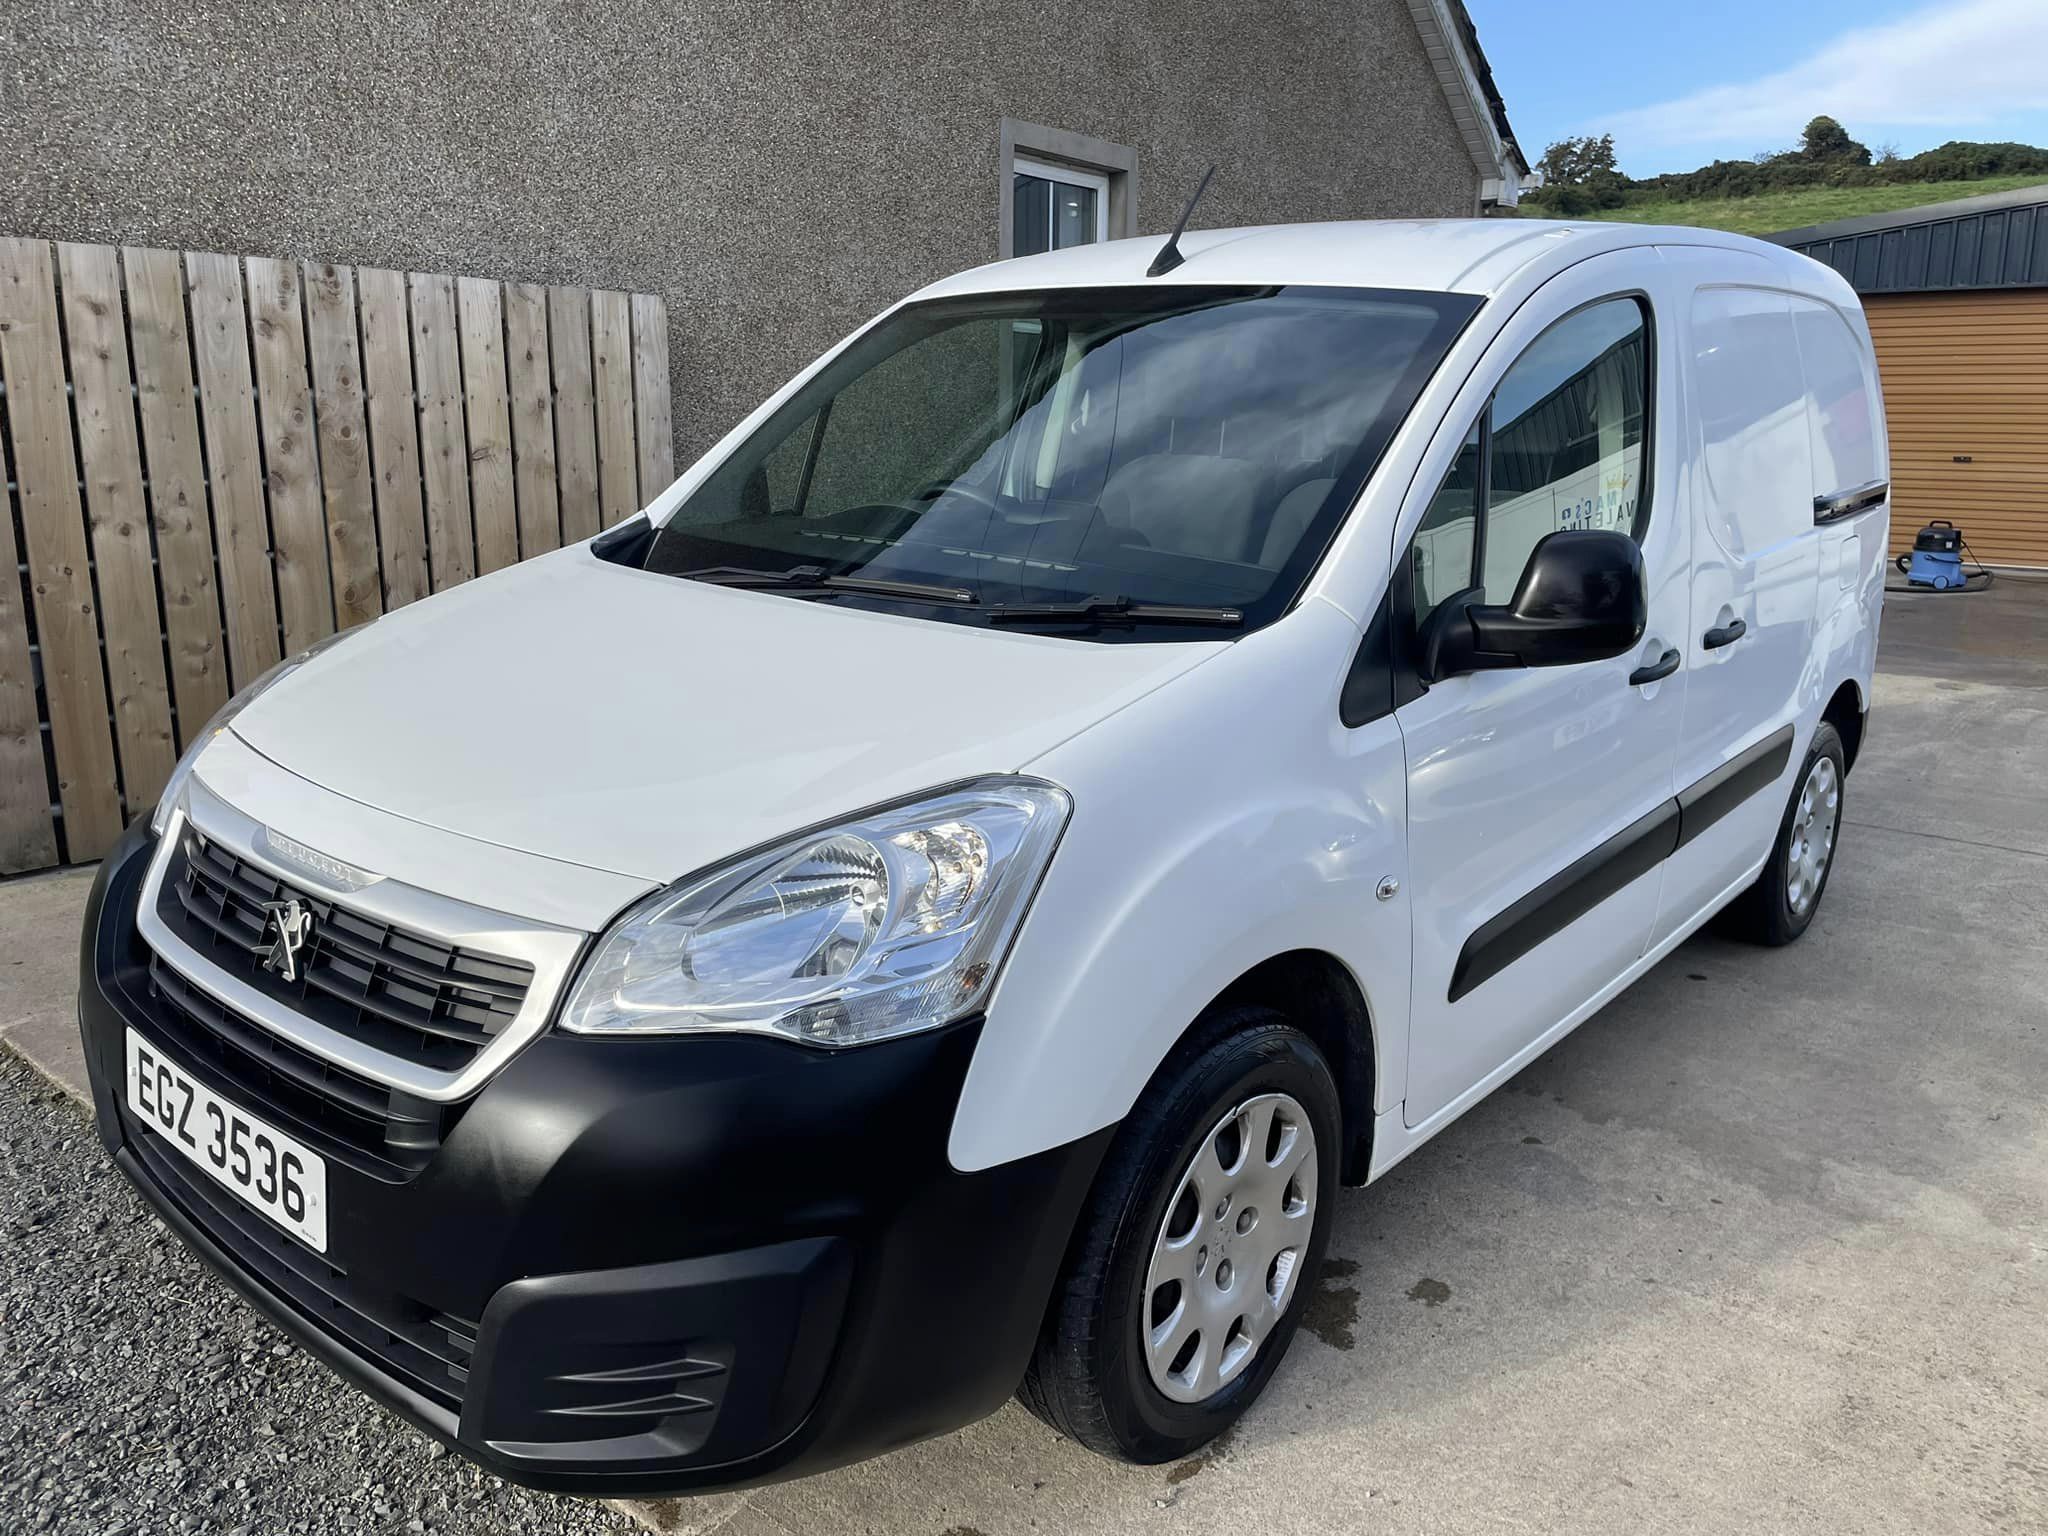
[561,779,1070,1047]
[151,627,364,837]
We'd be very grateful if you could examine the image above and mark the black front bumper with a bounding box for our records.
[78,821,1109,1494]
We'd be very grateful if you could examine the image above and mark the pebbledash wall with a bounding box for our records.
[1,0,1480,466]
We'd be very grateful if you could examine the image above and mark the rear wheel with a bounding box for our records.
[1019,1006,1340,1462]
[1719,721,1846,946]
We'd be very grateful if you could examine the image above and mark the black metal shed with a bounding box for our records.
[1770,183,2048,294]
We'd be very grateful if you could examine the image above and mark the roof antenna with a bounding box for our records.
[1147,163,1217,278]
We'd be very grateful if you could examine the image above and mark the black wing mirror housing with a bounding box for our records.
[1419,530,1647,682]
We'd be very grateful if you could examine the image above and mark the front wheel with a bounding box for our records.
[1018,1006,1340,1462]
[1718,721,1846,946]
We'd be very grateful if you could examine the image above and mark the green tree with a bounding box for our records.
[1799,115,1872,165]
[1538,134,1621,188]
[1529,134,1628,214]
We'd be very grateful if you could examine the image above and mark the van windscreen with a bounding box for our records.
[642,285,1480,638]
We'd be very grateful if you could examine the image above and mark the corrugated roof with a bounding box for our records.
[1770,183,2048,294]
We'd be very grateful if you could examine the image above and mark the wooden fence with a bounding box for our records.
[0,237,673,875]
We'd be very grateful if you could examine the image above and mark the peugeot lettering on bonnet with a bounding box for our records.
[77,214,1886,1492]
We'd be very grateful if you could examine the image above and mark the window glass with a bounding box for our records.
[1481,298,1649,602]
[1013,174,1054,257]
[1790,298,1879,496]
[1054,182,1099,249]
[1402,297,1651,623]
[751,416,813,516]
[1411,422,1480,623]
[1692,288,1811,555]
[1012,168,1106,257]
[801,323,1008,518]
[646,286,1480,637]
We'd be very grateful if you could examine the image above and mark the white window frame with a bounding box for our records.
[998,119,1138,260]
[1012,157,1112,250]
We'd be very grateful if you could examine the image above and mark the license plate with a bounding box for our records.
[125,1028,328,1252]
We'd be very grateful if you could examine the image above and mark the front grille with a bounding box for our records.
[129,1130,476,1412]
[162,832,533,1075]
[143,958,442,1178]
[143,830,540,1179]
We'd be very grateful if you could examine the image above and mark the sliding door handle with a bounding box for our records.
[1629,647,1681,686]
[1703,618,1747,650]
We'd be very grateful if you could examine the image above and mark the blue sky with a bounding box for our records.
[1470,0,2048,177]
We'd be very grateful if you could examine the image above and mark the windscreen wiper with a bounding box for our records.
[986,595,1243,628]
[678,565,978,605]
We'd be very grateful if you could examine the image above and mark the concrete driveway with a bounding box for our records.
[3,580,2044,1536]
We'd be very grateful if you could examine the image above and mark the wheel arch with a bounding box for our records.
[1822,676,1866,771]
[1208,950,1377,1186]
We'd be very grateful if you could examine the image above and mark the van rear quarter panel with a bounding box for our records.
[1810,295,1889,717]
[947,597,1407,1174]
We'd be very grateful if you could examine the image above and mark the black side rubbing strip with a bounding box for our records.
[1448,723,1800,1004]
[1676,725,1795,848]
[1447,800,1679,1004]
[1813,480,1888,524]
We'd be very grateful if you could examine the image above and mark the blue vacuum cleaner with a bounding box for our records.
[1895,520,1992,593]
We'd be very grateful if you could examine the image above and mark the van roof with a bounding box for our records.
[914,218,1846,304]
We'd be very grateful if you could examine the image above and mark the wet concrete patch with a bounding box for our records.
[1407,1277,1451,1308]
[1163,1425,1236,1487]
[1300,1256,1360,1350]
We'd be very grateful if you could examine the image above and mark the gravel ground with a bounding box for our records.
[0,1048,633,1536]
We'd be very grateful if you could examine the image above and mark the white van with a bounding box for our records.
[79,219,1887,1492]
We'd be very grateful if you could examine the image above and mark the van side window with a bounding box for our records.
[1482,299,1650,601]
[1691,288,1811,555]
[1405,297,1651,620]
[1410,421,1481,624]
[1790,299,1881,499]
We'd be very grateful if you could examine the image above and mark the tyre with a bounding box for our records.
[1717,721,1846,946]
[1018,1005,1340,1462]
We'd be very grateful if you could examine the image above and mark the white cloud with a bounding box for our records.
[1604,0,2048,149]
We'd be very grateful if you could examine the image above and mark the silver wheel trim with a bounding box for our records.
[1786,755,1841,916]
[1141,1091,1318,1405]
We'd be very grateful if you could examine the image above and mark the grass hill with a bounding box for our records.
[1550,173,2048,237]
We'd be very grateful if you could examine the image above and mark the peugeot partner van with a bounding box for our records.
[77,219,1887,1493]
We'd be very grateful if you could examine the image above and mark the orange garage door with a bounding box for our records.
[1865,288,2048,568]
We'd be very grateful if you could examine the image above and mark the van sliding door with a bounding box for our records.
[1649,268,1822,950]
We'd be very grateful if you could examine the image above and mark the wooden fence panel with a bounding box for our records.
[591,289,637,526]
[0,468,53,868]
[0,245,57,866]
[247,257,334,652]
[632,293,674,499]
[409,272,475,589]
[303,261,382,627]
[357,267,430,609]
[0,238,671,873]
[548,285,601,545]
[57,242,178,813]
[0,238,124,859]
[505,283,560,558]
[188,250,284,687]
[458,277,519,575]
[126,246,229,737]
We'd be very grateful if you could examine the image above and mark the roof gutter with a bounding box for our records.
[1406,0,1532,210]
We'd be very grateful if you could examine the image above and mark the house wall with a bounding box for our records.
[1,0,1477,470]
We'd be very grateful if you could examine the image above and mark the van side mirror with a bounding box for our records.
[1418,530,1647,683]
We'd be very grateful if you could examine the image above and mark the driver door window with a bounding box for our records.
[1408,297,1650,619]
